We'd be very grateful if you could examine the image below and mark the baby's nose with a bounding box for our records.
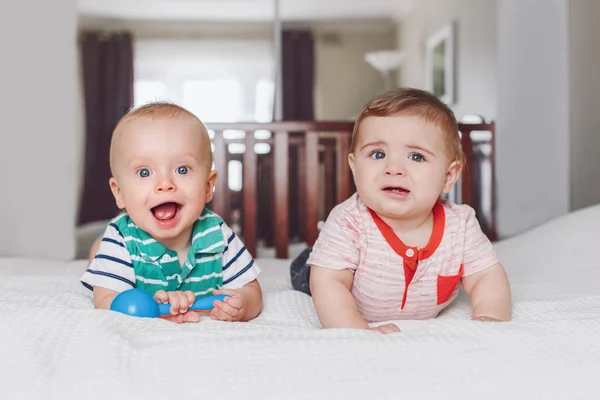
[384,163,405,176]
[155,176,176,192]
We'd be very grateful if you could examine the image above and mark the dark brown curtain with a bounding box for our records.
[78,32,134,225]
[283,29,315,242]
[282,30,315,122]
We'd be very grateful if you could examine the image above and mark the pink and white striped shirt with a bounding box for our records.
[308,193,499,322]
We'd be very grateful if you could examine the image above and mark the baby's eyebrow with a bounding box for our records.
[406,144,435,157]
[359,141,387,151]
[128,157,148,167]
[180,153,199,161]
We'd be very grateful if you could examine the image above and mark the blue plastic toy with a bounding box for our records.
[110,288,228,318]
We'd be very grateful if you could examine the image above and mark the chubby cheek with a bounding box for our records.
[353,168,377,192]
[121,181,150,204]
[415,172,446,198]
[121,194,149,219]
[119,191,151,226]
[179,180,210,206]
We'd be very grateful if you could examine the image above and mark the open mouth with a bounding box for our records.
[383,186,410,195]
[151,202,181,221]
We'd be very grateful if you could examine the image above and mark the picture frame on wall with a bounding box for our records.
[425,21,456,105]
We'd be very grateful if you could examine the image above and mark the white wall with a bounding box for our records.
[398,0,572,239]
[314,26,397,120]
[0,1,78,260]
[496,0,570,237]
[397,0,498,120]
[569,1,600,211]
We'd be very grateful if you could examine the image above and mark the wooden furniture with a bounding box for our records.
[206,120,496,259]
[457,121,497,242]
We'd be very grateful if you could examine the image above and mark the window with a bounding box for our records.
[133,38,274,191]
[134,81,165,105]
[182,80,242,122]
[255,79,275,123]
[133,38,274,117]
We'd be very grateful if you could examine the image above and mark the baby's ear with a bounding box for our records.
[442,160,462,194]
[205,170,218,202]
[348,153,356,176]
[109,177,125,209]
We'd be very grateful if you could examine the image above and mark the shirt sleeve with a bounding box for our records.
[461,206,500,277]
[80,223,136,293]
[220,222,261,290]
[307,203,361,272]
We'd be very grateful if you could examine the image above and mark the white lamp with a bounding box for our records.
[365,50,405,90]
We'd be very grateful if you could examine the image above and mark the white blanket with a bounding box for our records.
[2,205,600,399]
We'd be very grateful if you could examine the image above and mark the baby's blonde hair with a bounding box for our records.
[109,101,212,175]
[351,88,465,167]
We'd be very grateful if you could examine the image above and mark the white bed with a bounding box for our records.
[2,205,600,400]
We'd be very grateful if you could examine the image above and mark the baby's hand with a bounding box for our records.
[368,323,401,334]
[154,290,200,324]
[210,289,246,322]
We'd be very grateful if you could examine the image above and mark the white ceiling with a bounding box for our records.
[77,0,415,22]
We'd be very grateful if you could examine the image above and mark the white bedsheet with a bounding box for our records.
[2,206,600,399]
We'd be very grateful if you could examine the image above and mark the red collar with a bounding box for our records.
[368,201,445,261]
[368,202,445,309]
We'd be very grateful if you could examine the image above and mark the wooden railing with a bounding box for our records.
[206,120,496,259]
[457,121,497,241]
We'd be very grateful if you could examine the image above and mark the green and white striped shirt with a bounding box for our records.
[81,208,260,298]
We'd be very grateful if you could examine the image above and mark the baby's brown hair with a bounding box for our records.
[351,88,465,166]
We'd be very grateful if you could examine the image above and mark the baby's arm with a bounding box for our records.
[81,224,136,309]
[212,279,262,322]
[459,206,512,322]
[234,279,262,321]
[213,221,263,322]
[461,262,511,321]
[305,203,399,333]
[310,266,400,333]
[310,266,367,329]
[87,236,120,309]
[88,235,102,265]
[93,286,119,310]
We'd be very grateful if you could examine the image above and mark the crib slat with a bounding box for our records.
[296,144,306,242]
[243,132,257,257]
[460,129,474,208]
[324,141,336,217]
[336,133,352,204]
[274,131,289,259]
[305,132,319,247]
[212,131,228,221]
[488,122,497,241]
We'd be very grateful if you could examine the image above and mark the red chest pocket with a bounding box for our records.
[436,264,464,305]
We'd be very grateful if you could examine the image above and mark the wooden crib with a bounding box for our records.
[205,120,496,259]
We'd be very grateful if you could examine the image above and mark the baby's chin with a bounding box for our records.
[143,225,193,249]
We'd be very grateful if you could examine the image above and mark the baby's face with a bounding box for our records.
[109,116,215,249]
[349,115,459,222]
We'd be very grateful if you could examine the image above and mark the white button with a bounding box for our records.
[406,249,414,257]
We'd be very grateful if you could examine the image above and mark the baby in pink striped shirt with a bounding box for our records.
[292,88,511,334]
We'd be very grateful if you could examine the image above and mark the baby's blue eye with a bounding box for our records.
[177,166,189,175]
[138,168,151,178]
[369,151,385,160]
[409,153,425,162]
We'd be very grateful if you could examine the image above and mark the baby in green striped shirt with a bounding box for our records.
[81,102,263,324]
